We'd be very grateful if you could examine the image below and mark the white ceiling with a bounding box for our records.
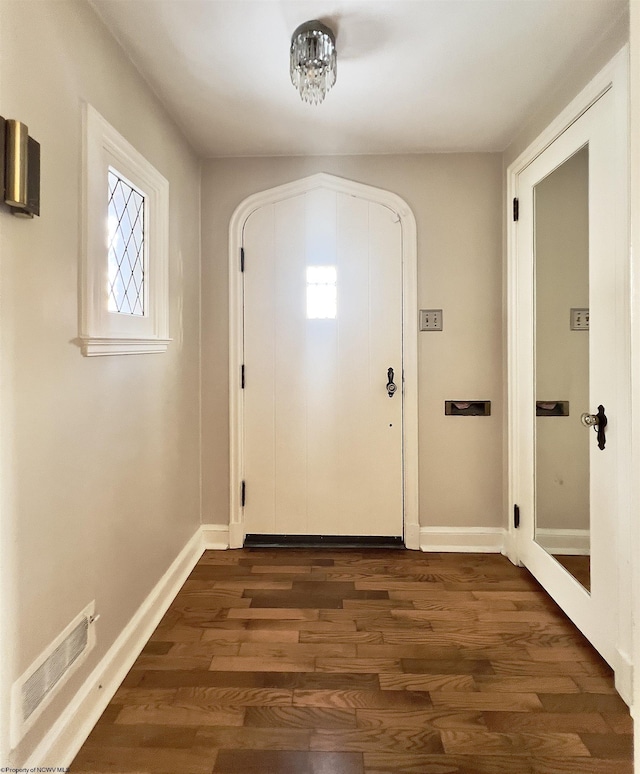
[90,0,627,157]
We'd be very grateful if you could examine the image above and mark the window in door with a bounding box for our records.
[306,265,337,319]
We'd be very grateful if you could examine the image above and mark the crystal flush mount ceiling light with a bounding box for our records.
[290,20,337,105]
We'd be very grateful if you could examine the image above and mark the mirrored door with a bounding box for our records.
[513,85,622,672]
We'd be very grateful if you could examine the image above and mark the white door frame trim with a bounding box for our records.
[228,172,419,549]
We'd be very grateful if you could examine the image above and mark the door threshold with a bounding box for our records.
[243,534,405,549]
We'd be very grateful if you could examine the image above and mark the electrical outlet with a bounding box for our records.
[419,309,443,331]
[570,308,589,331]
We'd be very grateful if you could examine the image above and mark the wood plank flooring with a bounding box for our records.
[70,549,633,774]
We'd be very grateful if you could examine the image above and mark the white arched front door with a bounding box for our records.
[229,174,419,548]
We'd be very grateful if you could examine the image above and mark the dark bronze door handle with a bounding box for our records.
[595,404,607,450]
[386,367,397,398]
[581,404,607,450]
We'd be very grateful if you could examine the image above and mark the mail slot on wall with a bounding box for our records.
[445,401,491,416]
[536,401,570,417]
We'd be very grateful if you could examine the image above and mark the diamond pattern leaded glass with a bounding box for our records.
[107,170,145,315]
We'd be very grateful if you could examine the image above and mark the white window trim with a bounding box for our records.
[81,103,170,356]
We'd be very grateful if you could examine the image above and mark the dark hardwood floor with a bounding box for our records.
[70,549,633,773]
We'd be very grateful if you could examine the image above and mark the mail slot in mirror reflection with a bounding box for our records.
[445,401,491,416]
[536,401,570,417]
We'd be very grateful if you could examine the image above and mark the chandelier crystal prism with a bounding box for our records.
[290,20,337,105]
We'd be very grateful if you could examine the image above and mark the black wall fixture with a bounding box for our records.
[1,116,40,218]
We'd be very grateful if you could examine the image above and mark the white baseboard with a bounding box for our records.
[229,521,244,549]
[535,528,590,555]
[404,520,420,550]
[420,527,505,553]
[502,530,519,565]
[23,527,204,770]
[202,523,230,550]
[615,648,634,707]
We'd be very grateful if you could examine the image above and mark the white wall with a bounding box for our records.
[0,0,201,765]
[503,12,628,169]
[201,154,504,535]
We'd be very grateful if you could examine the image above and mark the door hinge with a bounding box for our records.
[241,481,246,507]
[241,364,245,389]
[240,247,245,272]
[514,504,520,529]
[513,198,519,222]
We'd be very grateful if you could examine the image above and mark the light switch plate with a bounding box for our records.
[419,309,443,331]
[570,308,589,331]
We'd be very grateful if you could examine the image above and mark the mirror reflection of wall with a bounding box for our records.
[534,145,590,592]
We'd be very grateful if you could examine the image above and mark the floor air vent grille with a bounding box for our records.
[22,617,88,721]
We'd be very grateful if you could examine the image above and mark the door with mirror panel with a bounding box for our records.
[514,86,622,671]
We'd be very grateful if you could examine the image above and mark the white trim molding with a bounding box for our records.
[420,527,506,553]
[80,103,170,356]
[630,0,640,752]
[202,524,230,550]
[615,648,633,707]
[23,528,203,770]
[81,336,172,357]
[228,173,419,550]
